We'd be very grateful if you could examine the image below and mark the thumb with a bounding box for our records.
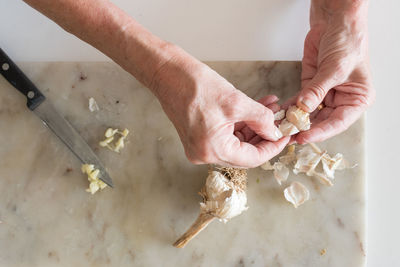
[297,70,338,112]
[240,101,282,142]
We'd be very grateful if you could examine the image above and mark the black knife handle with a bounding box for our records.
[0,48,45,110]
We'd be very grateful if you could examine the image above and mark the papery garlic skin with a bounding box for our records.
[279,145,296,165]
[88,97,99,112]
[200,171,248,223]
[260,161,274,171]
[273,162,289,185]
[284,181,310,208]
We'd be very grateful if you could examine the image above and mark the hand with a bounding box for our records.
[151,47,289,168]
[294,1,375,144]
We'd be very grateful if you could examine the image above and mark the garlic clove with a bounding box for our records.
[274,110,286,121]
[286,106,311,131]
[99,136,114,147]
[279,119,300,136]
[284,181,310,208]
[105,128,118,138]
[81,164,94,174]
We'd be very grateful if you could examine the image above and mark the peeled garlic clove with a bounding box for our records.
[99,180,107,189]
[81,164,94,174]
[284,181,310,208]
[88,97,99,112]
[279,119,300,136]
[99,136,114,147]
[105,128,118,138]
[274,110,286,121]
[286,106,311,131]
[114,136,125,152]
[273,162,289,185]
[88,169,100,180]
[88,182,100,194]
[121,128,129,137]
[260,161,274,171]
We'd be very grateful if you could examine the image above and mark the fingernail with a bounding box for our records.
[275,128,283,139]
[300,98,313,111]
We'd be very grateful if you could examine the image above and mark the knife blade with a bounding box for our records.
[0,47,113,187]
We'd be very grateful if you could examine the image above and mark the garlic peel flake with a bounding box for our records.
[273,162,289,185]
[88,97,99,112]
[284,181,310,208]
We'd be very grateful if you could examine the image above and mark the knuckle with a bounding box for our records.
[307,83,326,100]
[332,62,348,81]
[221,92,243,118]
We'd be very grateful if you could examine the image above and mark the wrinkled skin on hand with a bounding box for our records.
[294,4,375,144]
[152,50,289,168]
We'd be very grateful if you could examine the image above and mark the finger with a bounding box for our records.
[249,135,263,145]
[241,103,283,142]
[297,70,339,113]
[295,106,364,144]
[234,131,245,142]
[237,101,280,142]
[234,121,246,131]
[219,136,290,168]
[281,95,298,110]
[257,95,279,106]
[234,95,279,134]
[267,103,280,113]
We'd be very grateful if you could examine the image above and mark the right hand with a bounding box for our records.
[150,46,289,168]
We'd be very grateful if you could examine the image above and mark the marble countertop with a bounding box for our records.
[0,62,365,266]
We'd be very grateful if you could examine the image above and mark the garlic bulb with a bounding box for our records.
[284,181,310,208]
[200,171,247,222]
[174,167,248,248]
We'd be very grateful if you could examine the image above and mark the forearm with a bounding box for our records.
[23,0,188,95]
[310,0,368,26]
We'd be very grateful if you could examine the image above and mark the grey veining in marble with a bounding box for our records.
[0,62,365,267]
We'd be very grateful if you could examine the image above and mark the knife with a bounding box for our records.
[0,48,113,187]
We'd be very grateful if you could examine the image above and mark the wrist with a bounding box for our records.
[310,0,368,27]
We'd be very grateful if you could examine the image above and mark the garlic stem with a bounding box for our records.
[173,213,215,248]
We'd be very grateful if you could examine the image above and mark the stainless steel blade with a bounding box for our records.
[33,100,113,187]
